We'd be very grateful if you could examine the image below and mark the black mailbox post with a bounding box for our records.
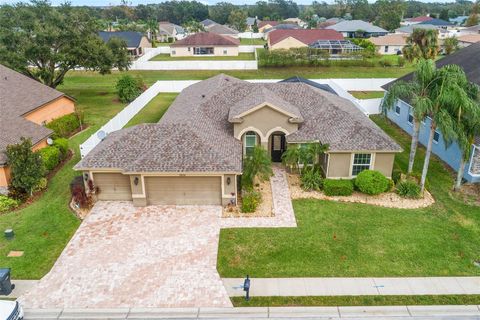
[0,268,13,295]
[243,275,250,301]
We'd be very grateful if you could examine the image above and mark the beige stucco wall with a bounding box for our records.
[140,36,152,50]
[270,37,307,50]
[233,105,298,142]
[326,152,396,179]
[24,97,75,125]
[373,153,395,178]
[170,46,239,57]
[376,45,405,55]
[326,153,352,178]
[0,166,11,187]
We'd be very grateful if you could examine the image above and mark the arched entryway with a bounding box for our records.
[269,132,286,162]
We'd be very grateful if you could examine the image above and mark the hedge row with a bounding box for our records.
[38,138,69,172]
[46,114,81,138]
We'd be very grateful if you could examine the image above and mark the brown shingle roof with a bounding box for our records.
[269,29,344,46]
[76,75,401,173]
[370,34,408,46]
[170,32,240,47]
[206,24,239,35]
[0,64,72,165]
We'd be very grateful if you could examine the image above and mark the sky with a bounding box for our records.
[0,0,460,5]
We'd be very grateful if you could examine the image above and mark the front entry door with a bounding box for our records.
[271,134,286,162]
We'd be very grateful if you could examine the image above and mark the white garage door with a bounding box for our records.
[145,176,221,205]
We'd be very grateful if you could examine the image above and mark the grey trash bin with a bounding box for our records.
[0,268,13,295]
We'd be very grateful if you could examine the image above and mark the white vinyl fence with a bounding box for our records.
[238,32,264,38]
[79,82,165,158]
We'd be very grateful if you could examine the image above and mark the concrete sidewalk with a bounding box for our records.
[23,305,480,319]
[223,277,480,297]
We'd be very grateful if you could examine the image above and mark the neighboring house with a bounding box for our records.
[457,34,480,47]
[98,31,151,57]
[170,32,240,56]
[0,65,75,192]
[246,17,260,31]
[201,19,240,38]
[458,24,480,36]
[75,74,401,206]
[418,18,455,29]
[402,16,433,26]
[283,17,307,28]
[395,24,452,39]
[158,21,185,41]
[326,20,388,38]
[258,21,279,33]
[370,34,408,55]
[267,29,344,50]
[450,16,469,25]
[263,24,301,38]
[383,42,480,183]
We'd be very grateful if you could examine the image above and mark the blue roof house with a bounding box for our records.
[382,43,480,184]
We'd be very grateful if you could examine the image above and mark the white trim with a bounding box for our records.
[350,153,373,177]
[433,130,440,144]
[236,126,266,142]
[265,127,290,139]
[468,144,480,177]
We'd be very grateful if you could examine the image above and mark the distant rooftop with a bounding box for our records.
[326,20,388,34]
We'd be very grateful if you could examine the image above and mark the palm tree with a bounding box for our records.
[403,28,439,62]
[418,64,466,194]
[446,77,480,191]
[382,59,436,174]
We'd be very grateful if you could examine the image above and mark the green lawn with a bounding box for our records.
[0,79,177,279]
[150,53,256,61]
[349,91,385,99]
[232,295,480,307]
[217,115,480,278]
[239,38,266,45]
[125,93,178,127]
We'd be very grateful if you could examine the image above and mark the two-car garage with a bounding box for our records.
[92,173,222,205]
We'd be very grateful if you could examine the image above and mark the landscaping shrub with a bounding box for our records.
[0,195,20,213]
[241,190,261,213]
[33,177,48,193]
[397,56,406,67]
[323,179,354,196]
[300,168,323,191]
[241,146,272,191]
[392,168,402,184]
[46,113,81,138]
[39,146,60,171]
[53,138,69,159]
[115,74,145,103]
[354,170,390,195]
[71,185,90,208]
[379,58,393,67]
[396,180,421,198]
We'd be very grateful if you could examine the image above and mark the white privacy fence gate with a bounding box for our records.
[79,82,165,158]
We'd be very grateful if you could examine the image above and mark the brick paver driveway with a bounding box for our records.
[21,202,232,308]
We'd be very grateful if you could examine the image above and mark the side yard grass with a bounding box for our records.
[150,53,256,61]
[239,38,266,45]
[349,91,385,99]
[217,115,480,278]
[231,295,480,307]
[125,93,178,127]
[0,82,176,279]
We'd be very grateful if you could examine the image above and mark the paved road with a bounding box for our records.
[23,305,480,320]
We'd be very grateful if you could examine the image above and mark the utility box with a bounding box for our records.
[0,268,13,295]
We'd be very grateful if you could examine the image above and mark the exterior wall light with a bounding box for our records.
[134,177,139,186]
[83,173,89,181]
[226,177,231,185]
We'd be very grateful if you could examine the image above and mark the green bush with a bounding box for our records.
[392,168,402,184]
[354,170,390,195]
[241,190,261,213]
[396,180,421,198]
[53,138,69,159]
[241,146,272,191]
[0,195,20,213]
[39,146,60,171]
[300,168,323,191]
[323,179,354,196]
[397,56,406,67]
[33,177,48,193]
[45,113,80,138]
[379,58,393,67]
[115,75,145,103]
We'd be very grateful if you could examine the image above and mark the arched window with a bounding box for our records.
[244,131,257,156]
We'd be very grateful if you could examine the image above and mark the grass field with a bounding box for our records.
[150,53,256,61]
[217,115,480,278]
[349,91,386,99]
[239,38,266,45]
[231,295,480,307]
[125,93,178,127]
